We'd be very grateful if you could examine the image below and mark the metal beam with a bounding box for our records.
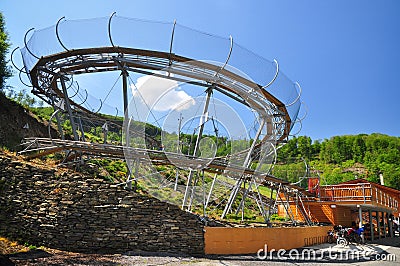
[60,76,79,141]
[369,210,374,241]
[182,86,214,210]
[221,119,265,219]
[122,71,128,113]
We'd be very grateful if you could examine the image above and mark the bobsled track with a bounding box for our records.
[13,14,314,224]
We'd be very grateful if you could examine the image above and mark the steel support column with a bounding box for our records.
[174,114,183,191]
[383,212,387,238]
[377,211,381,239]
[221,119,265,219]
[122,70,129,114]
[50,94,65,140]
[182,86,214,210]
[389,213,394,238]
[60,76,79,141]
[205,174,217,209]
[369,210,374,241]
[77,117,86,142]
[358,205,364,243]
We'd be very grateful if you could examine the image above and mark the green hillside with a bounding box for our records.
[4,101,400,191]
[275,134,400,190]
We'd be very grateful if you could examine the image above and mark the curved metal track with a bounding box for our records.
[29,46,290,143]
[15,15,310,224]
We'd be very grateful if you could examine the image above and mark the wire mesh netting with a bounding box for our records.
[17,15,307,220]
[20,15,301,125]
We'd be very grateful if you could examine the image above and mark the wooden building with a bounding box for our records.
[278,178,400,240]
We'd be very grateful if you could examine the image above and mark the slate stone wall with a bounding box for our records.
[0,155,205,255]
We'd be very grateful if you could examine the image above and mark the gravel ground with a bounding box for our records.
[2,237,400,265]
[4,249,240,266]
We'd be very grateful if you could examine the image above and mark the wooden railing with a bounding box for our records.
[319,183,398,211]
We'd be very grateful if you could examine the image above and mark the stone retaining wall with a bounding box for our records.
[0,154,204,255]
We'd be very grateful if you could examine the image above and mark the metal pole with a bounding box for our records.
[369,210,374,241]
[221,119,265,219]
[358,205,364,243]
[50,93,65,140]
[126,172,132,190]
[280,190,296,224]
[221,181,242,218]
[192,87,213,157]
[174,114,183,191]
[241,180,246,221]
[188,170,199,208]
[54,111,65,140]
[77,117,86,142]
[168,20,176,66]
[60,76,79,141]
[205,174,217,208]
[126,159,137,191]
[102,122,108,144]
[268,184,281,222]
[182,86,213,209]
[48,107,64,141]
[256,185,268,223]
[358,205,363,229]
[122,70,129,114]
[202,170,206,218]
[377,211,381,239]
[177,113,183,153]
[383,212,386,237]
[134,158,138,192]
[267,187,275,222]
[174,169,180,191]
[244,119,266,167]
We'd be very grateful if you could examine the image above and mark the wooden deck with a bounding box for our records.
[318,183,398,212]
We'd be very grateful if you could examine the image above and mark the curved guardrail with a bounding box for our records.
[14,15,308,224]
[16,14,302,142]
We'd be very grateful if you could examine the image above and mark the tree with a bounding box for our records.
[0,12,12,91]
[312,140,321,158]
[297,136,312,161]
[277,137,298,162]
[352,134,366,163]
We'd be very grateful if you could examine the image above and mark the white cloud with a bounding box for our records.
[131,74,195,112]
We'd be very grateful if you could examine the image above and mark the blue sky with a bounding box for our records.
[2,0,400,141]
